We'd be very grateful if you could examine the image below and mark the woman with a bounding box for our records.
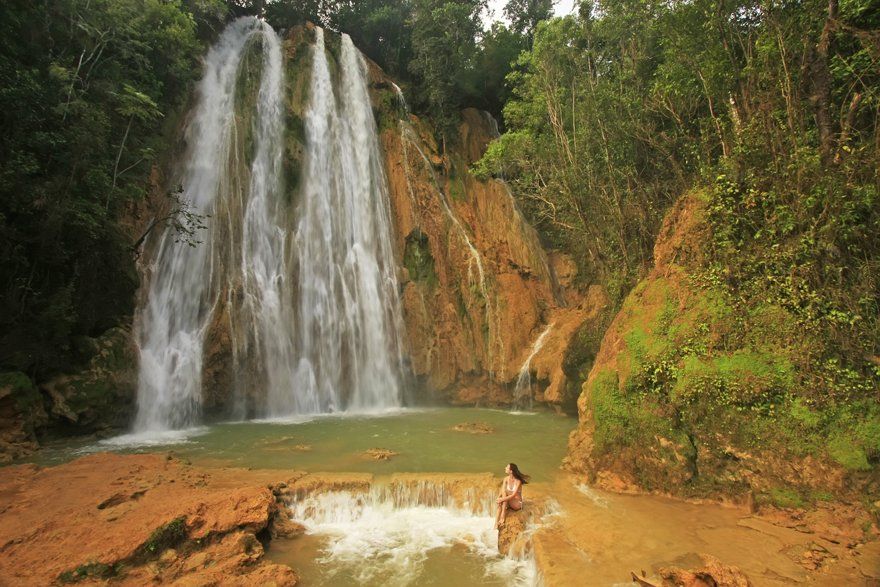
[494,462,530,529]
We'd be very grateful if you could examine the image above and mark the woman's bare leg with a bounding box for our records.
[499,501,508,526]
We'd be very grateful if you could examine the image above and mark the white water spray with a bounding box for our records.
[288,485,539,586]
[292,30,407,412]
[135,18,279,431]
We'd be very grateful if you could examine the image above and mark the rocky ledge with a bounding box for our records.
[0,453,298,585]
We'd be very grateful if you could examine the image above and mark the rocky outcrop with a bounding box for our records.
[658,553,753,587]
[497,508,530,555]
[374,86,604,405]
[0,326,140,462]
[565,191,878,502]
[40,325,138,434]
[0,372,47,463]
[0,453,298,586]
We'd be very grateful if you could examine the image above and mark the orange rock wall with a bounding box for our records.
[378,103,588,405]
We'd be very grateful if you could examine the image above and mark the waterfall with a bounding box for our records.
[292,30,407,412]
[284,480,541,585]
[134,20,406,431]
[513,324,554,410]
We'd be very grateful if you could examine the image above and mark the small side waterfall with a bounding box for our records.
[392,86,503,379]
[513,323,554,410]
[134,20,407,431]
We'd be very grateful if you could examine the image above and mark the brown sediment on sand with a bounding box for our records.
[0,454,876,586]
[361,447,399,461]
[452,421,495,434]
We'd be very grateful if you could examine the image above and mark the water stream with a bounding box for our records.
[513,323,555,410]
[393,87,503,378]
[273,482,540,586]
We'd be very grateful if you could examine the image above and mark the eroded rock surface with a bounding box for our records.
[0,453,297,585]
[497,508,529,556]
[658,553,753,587]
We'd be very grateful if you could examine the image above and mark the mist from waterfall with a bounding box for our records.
[134,19,406,432]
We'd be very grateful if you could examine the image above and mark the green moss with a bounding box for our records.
[58,562,120,583]
[403,230,438,289]
[827,435,871,471]
[374,88,398,133]
[139,516,188,559]
[0,371,40,413]
[234,36,265,166]
[767,487,804,509]
[590,369,667,450]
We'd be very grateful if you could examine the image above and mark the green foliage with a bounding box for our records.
[0,0,221,377]
[408,0,485,142]
[503,0,553,41]
[329,0,414,79]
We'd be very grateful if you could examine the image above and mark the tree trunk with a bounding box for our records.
[810,0,838,165]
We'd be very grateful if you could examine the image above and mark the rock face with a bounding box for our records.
[0,453,298,586]
[380,105,557,399]
[497,508,529,555]
[40,326,138,434]
[373,80,605,406]
[658,553,753,587]
[564,192,875,501]
[0,372,46,463]
[0,326,138,463]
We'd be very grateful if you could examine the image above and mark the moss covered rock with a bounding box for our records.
[40,326,138,434]
[567,192,879,503]
[0,371,47,462]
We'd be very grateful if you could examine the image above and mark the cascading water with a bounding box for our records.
[513,324,554,410]
[134,20,406,432]
[292,31,407,412]
[281,482,540,586]
[392,86,503,378]
[135,17,278,432]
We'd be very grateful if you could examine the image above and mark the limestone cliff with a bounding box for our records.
[565,192,879,504]
[376,96,601,407]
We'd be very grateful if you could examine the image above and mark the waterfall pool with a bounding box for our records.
[25,408,573,586]
[29,407,575,478]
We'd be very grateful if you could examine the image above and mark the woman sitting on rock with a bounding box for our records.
[494,462,529,528]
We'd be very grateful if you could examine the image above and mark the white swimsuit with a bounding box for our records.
[506,478,522,501]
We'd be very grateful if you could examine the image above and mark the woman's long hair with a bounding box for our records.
[508,463,530,484]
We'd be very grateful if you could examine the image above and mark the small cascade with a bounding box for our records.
[283,479,540,585]
[513,323,555,410]
[392,86,504,379]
